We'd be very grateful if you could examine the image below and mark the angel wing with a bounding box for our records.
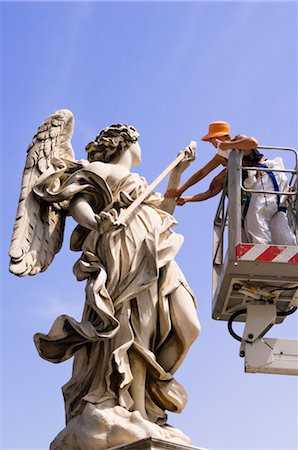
[9,109,75,276]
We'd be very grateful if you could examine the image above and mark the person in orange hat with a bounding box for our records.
[165,121,262,204]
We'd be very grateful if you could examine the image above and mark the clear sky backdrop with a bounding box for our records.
[1,1,297,450]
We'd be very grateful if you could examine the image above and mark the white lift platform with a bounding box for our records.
[212,147,298,375]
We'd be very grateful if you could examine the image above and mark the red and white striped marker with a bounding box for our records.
[235,243,298,263]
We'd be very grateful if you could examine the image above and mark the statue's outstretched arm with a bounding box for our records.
[160,145,196,214]
[160,168,183,214]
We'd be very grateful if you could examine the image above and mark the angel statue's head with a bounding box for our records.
[86,124,140,163]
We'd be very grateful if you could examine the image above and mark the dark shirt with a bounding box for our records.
[242,149,264,182]
[242,149,264,166]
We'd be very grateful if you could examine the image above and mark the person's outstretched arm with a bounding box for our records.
[176,169,226,205]
[219,134,258,154]
[165,154,225,198]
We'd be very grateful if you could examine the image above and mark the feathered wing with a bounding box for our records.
[9,109,75,276]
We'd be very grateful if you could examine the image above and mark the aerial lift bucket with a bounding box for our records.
[212,147,298,375]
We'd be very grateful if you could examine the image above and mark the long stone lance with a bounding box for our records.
[115,140,197,227]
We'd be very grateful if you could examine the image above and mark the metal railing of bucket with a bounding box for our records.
[212,147,298,293]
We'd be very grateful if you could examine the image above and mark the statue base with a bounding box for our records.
[109,437,207,450]
[50,402,203,450]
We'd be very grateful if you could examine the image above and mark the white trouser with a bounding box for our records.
[270,211,297,245]
[245,200,296,245]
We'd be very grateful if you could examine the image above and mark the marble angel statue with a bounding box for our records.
[9,109,200,449]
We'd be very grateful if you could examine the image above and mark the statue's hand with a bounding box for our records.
[95,209,119,233]
[176,143,196,173]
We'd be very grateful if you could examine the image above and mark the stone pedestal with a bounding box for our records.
[109,437,207,450]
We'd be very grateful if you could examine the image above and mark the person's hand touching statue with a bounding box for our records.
[176,196,189,206]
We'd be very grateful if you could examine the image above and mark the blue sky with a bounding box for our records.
[1,1,297,449]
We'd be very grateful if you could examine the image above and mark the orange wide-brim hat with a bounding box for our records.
[201,121,230,141]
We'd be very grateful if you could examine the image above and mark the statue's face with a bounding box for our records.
[129,142,142,166]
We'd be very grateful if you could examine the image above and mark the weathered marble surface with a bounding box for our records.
[109,437,207,450]
[10,110,200,449]
[50,401,195,450]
